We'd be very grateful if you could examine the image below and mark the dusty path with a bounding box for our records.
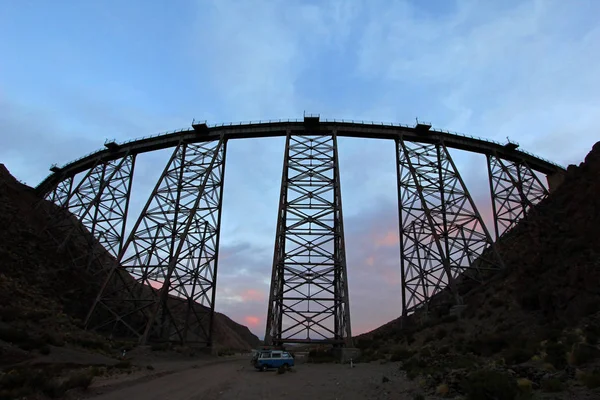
[83,359,420,400]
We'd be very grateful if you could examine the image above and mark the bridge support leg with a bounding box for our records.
[487,153,549,239]
[84,138,227,346]
[265,131,352,347]
[397,140,503,317]
[40,154,136,273]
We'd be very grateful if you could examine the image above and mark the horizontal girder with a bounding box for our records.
[37,119,564,195]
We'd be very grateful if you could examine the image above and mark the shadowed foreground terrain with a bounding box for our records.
[0,164,259,399]
[351,141,600,398]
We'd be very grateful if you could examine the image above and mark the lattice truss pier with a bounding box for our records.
[37,118,561,346]
[264,132,352,346]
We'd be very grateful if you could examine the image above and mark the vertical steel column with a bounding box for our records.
[85,138,226,345]
[487,153,549,238]
[265,131,352,346]
[397,140,503,316]
[264,132,291,346]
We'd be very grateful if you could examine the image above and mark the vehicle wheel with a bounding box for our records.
[283,363,290,370]
[261,365,267,372]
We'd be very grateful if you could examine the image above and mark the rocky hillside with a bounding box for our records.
[354,142,600,399]
[0,163,259,366]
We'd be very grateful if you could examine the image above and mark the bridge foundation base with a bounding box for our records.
[332,347,361,364]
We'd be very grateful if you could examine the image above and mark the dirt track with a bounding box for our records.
[83,358,420,400]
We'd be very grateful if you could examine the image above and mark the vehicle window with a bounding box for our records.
[272,352,282,358]
[283,352,290,357]
[260,352,270,358]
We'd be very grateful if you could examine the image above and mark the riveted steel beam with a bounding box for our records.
[397,140,503,316]
[487,153,549,239]
[265,131,352,347]
[84,138,226,345]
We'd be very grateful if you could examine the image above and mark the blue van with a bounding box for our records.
[252,349,295,371]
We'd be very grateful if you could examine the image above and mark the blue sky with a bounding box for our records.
[1,0,599,337]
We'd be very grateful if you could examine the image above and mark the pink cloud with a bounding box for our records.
[244,316,260,327]
[241,289,264,302]
[373,230,399,247]
[365,255,375,266]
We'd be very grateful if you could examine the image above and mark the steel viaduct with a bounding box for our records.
[36,116,565,348]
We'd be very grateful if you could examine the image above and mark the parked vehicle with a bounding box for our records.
[252,349,295,371]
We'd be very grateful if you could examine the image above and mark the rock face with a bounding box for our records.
[0,164,260,353]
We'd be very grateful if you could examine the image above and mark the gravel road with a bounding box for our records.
[83,358,421,400]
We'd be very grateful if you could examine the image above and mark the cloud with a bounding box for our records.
[2,0,599,340]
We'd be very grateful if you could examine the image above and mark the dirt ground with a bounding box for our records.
[78,357,421,400]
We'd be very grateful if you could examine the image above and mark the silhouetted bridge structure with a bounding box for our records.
[36,116,565,348]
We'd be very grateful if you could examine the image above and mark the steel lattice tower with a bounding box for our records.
[84,138,226,345]
[264,129,352,346]
[397,139,503,315]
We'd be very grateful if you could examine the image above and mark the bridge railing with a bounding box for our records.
[45,119,564,174]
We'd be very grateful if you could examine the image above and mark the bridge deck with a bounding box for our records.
[36,120,564,195]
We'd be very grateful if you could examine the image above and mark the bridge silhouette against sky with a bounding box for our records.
[37,115,565,347]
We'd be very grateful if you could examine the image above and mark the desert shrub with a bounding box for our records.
[544,341,568,369]
[489,298,504,308]
[580,369,600,389]
[584,323,600,345]
[147,365,155,370]
[423,333,434,343]
[436,328,447,340]
[461,370,518,400]
[541,378,563,392]
[0,306,20,322]
[467,335,508,356]
[503,340,539,365]
[571,343,600,365]
[518,292,540,311]
[412,393,425,400]
[390,347,414,362]
[441,314,458,324]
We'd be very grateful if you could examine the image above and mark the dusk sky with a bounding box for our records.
[1,0,599,338]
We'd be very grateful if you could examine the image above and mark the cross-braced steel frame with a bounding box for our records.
[264,131,352,346]
[487,153,549,239]
[84,138,226,345]
[41,154,136,273]
[397,140,504,315]
[37,118,562,347]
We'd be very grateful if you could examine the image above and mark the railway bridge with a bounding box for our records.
[37,115,565,347]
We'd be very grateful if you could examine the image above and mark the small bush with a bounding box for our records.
[436,328,447,340]
[544,341,568,369]
[489,298,504,308]
[147,365,155,370]
[412,394,425,400]
[390,347,414,362]
[441,314,458,324]
[468,335,508,356]
[504,341,538,365]
[580,369,600,389]
[571,343,600,366]
[541,378,563,392]
[462,370,518,400]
